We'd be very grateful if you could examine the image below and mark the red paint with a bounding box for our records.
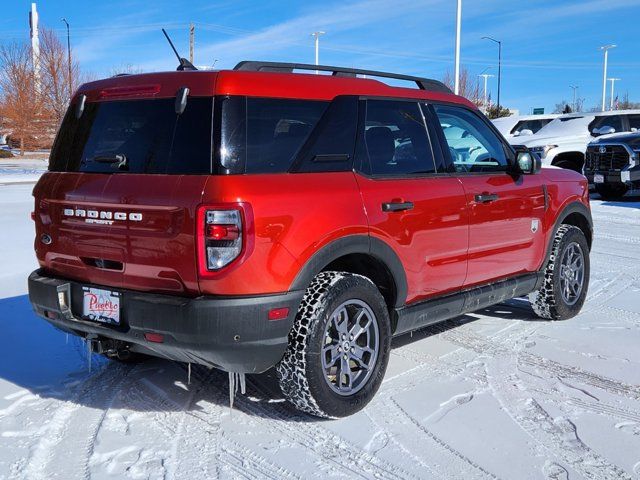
[33,68,590,310]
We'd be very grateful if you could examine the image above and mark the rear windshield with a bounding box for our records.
[49,97,213,174]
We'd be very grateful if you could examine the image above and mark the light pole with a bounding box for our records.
[311,31,325,74]
[599,44,616,111]
[454,0,462,95]
[478,73,494,110]
[482,36,502,110]
[61,18,72,97]
[608,77,621,110]
[569,85,579,112]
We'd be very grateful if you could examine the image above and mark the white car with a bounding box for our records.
[516,110,640,172]
[492,114,560,140]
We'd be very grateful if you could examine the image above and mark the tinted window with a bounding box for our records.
[218,97,328,174]
[363,100,436,176]
[292,96,358,173]
[590,115,624,134]
[627,115,640,130]
[50,98,213,174]
[511,119,546,135]
[434,104,508,173]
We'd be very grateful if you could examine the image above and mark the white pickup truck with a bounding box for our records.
[513,110,640,172]
[492,114,560,140]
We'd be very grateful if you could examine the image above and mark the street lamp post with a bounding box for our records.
[61,18,72,98]
[478,73,494,110]
[311,31,325,74]
[599,44,616,111]
[608,77,621,110]
[454,0,462,95]
[482,36,502,110]
[569,85,579,112]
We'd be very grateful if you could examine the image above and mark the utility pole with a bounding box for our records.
[61,18,72,98]
[569,85,579,112]
[482,36,502,110]
[478,73,494,110]
[608,77,621,110]
[29,3,41,95]
[189,23,195,64]
[311,31,325,74]
[454,0,462,95]
[600,44,616,111]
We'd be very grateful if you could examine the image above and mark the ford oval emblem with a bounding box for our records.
[599,146,607,154]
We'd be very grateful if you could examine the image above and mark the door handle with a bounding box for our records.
[474,193,499,203]
[382,201,414,212]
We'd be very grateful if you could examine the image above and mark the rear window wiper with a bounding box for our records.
[92,154,128,170]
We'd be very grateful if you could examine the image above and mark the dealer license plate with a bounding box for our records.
[594,174,604,184]
[82,287,121,325]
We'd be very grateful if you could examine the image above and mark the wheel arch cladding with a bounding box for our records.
[290,235,408,310]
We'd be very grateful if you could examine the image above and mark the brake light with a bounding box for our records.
[198,208,243,271]
[98,84,161,100]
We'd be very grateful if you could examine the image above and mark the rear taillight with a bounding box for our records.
[197,207,244,272]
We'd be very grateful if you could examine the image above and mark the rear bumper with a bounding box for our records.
[28,269,303,373]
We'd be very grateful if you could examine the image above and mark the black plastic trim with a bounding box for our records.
[394,272,542,336]
[290,235,408,308]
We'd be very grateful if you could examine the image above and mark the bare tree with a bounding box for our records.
[442,67,482,106]
[0,41,43,155]
[109,63,144,77]
[39,27,81,125]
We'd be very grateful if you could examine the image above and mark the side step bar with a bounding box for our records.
[393,272,542,336]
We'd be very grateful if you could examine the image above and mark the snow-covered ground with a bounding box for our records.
[1,168,639,479]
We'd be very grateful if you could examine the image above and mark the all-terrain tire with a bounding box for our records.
[595,183,628,200]
[276,271,391,418]
[529,225,590,320]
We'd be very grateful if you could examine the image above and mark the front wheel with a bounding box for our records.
[276,271,391,418]
[529,225,590,320]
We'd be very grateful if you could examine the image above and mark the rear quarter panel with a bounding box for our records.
[199,172,368,295]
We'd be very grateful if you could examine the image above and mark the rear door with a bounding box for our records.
[355,99,469,305]
[34,95,214,295]
[428,104,546,287]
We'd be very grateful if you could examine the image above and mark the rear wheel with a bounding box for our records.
[595,183,628,200]
[276,271,391,418]
[529,225,590,320]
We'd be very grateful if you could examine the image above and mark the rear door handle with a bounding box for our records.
[382,201,414,212]
[474,193,499,203]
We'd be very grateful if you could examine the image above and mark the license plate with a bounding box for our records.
[594,174,604,183]
[82,287,120,325]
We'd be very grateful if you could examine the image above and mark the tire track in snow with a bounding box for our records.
[22,362,132,480]
[441,328,640,401]
[484,355,632,480]
[244,376,417,480]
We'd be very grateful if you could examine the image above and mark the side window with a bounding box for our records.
[511,119,544,135]
[217,97,328,174]
[292,96,358,173]
[363,100,436,176]
[627,115,640,131]
[590,115,624,134]
[433,104,509,173]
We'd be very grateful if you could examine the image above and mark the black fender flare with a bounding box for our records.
[539,201,593,284]
[290,235,408,308]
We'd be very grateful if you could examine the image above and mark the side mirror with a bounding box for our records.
[512,149,541,175]
[592,125,616,136]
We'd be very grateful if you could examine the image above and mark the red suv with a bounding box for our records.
[28,61,593,418]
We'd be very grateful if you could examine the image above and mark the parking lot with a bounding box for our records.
[0,171,639,479]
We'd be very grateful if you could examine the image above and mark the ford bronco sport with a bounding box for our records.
[28,61,593,418]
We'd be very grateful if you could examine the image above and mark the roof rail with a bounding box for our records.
[233,61,452,94]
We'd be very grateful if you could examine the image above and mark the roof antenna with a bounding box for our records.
[162,28,197,71]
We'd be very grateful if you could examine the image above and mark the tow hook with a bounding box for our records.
[86,335,131,359]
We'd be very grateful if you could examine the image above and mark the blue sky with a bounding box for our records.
[2,0,640,113]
